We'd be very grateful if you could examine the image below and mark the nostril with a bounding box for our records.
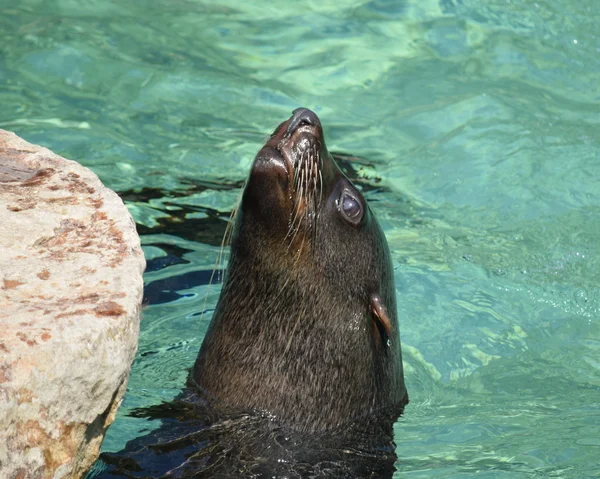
[287,108,321,135]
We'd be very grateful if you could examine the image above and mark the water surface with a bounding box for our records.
[1,0,599,477]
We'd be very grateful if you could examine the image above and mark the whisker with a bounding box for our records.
[201,183,244,321]
[289,152,305,229]
[318,169,323,208]
[282,310,304,362]
[285,142,322,256]
[289,164,305,247]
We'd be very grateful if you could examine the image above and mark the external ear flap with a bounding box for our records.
[371,294,392,350]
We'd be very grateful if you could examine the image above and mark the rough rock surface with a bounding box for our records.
[0,130,145,478]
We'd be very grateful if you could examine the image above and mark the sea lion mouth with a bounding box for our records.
[259,108,325,246]
[261,108,324,180]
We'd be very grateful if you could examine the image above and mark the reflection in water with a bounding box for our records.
[143,269,223,305]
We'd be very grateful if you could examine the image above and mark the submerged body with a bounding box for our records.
[95,109,408,478]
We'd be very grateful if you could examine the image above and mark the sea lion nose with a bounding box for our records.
[287,108,321,135]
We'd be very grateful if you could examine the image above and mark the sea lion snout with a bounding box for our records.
[286,107,321,135]
[255,108,323,184]
[241,108,330,244]
[264,107,323,148]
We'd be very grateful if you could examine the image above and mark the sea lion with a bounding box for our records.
[192,107,408,432]
[94,108,408,478]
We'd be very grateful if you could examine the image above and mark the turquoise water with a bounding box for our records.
[2,0,600,477]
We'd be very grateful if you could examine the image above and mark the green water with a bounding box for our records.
[2,0,599,477]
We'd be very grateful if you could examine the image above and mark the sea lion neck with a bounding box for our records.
[193,257,386,433]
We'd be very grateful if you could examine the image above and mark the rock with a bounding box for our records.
[0,130,145,478]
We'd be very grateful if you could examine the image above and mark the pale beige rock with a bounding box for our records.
[0,130,145,479]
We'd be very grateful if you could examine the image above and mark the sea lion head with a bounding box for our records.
[237,108,393,302]
[194,108,408,434]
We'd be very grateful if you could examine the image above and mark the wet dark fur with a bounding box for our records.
[92,109,407,478]
[192,109,407,434]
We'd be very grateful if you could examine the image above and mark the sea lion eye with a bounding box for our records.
[339,190,363,225]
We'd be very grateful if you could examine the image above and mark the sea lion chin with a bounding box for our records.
[192,107,408,434]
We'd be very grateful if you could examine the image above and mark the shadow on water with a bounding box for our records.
[144,244,193,273]
[143,269,223,305]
